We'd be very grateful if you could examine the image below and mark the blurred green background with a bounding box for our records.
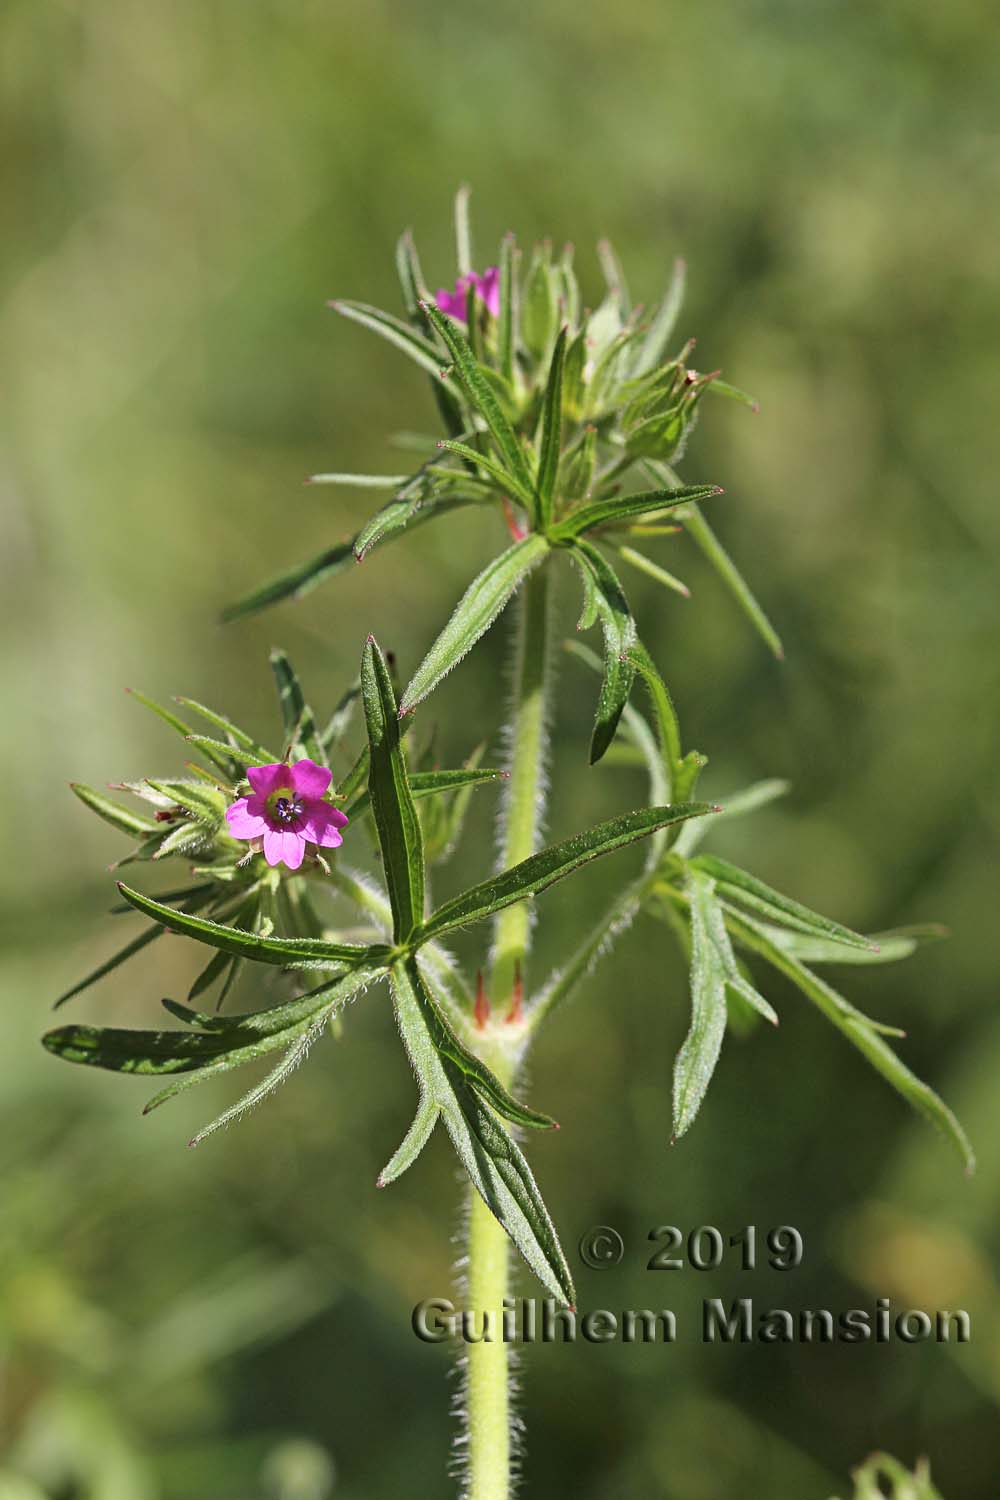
[2,1,998,1495]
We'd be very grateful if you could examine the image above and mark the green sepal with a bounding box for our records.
[70,783,159,838]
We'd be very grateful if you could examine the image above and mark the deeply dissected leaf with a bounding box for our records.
[361,636,425,942]
[416,803,716,946]
[400,534,550,713]
[389,959,574,1304]
[721,906,974,1171]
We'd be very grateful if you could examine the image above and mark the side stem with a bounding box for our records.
[463,567,553,1500]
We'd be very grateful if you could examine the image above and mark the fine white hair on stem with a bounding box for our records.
[488,572,557,976]
[450,1180,525,1498]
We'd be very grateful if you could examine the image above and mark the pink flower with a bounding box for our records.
[225,759,348,871]
[435,267,500,324]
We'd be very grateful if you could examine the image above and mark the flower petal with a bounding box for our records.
[262,828,305,870]
[288,758,332,798]
[247,762,290,796]
[301,802,349,847]
[479,266,501,318]
[225,797,269,840]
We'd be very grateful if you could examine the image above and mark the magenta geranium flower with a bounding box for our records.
[225,759,348,871]
[436,266,500,324]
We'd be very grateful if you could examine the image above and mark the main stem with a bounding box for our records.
[464,566,552,1500]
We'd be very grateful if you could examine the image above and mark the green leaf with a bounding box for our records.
[320,682,360,752]
[692,853,875,953]
[628,638,683,788]
[552,483,722,541]
[353,485,478,563]
[56,887,221,1010]
[416,802,717,946]
[378,1094,439,1187]
[400,534,550,713]
[497,232,518,386]
[389,959,574,1303]
[330,300,465,405]
[220,540,355,623]
[361,636,425,942]
[270,649,326,766]
[161,963,385,1043]
[646,470,783,659]
[174,699,277,764]
[596,238,631,315]
[127,690,235,776]
[410,964,557,1130]
[221,491,466,622]
[349,763,505,824]
[421,300,535,499]
[535,325,568,528]
[70,783,159,838]
[117,883,385,969]
[634,257,686,376]
[453,183,473,275]
[673,869,735,1139]
[187,1015,329,1147]
[721,909,974,1172]
[395,227,430,317]
[617,544,690,600]
[437,438,536,510]
[673,777,790,858]
[531,874,648,1028]
[307,471,412,488]
[569,540,637,764]
[763,923,947,967]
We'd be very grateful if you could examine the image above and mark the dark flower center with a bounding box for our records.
[273,794,305,825]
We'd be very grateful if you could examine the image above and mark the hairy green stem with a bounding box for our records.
[464,567,553,1500]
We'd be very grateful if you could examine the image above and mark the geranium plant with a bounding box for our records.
[46,190,972,1499]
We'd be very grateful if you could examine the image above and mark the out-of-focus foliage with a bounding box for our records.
[1,0,996,1496]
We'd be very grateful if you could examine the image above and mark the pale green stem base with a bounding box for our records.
[464,569,552,1500]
